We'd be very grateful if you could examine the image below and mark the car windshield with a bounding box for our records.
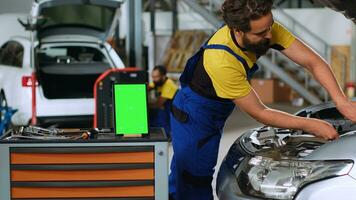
[39,4,115,31]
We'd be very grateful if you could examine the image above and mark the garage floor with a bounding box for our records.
[168,103,302,199]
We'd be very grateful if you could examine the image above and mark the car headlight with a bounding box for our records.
[237,156,353,200]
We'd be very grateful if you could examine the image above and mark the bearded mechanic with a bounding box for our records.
[148,65,178,136]
[168,0,356,200]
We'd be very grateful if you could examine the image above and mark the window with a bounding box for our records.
[38,46,108,65]
[0,41,24,67]
[40,4,115,32]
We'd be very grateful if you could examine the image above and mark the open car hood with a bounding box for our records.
[236,98,356,157]
[31,0,124,40]
[312,0,356,23]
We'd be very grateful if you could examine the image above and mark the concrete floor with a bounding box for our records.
[168,103,302,199]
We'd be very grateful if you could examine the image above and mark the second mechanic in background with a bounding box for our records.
[148,65,178,137]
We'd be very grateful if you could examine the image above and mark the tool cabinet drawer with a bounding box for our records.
[9,146,155,199]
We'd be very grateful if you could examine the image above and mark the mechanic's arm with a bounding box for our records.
[281,38,356,122]
[233,89,339,140]
[149,96,167,109]
[148,85,154,92]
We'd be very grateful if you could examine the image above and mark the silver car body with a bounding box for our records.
[217,100,356,200]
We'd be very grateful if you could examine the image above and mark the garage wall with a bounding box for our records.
[0,0,32,46]
[0,14,29,46]
[274,8,352,45]
[0,0,32,14]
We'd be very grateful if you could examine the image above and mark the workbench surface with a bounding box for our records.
[0,127,168,143]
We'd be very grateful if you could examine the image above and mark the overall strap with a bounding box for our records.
[202,44,258,80]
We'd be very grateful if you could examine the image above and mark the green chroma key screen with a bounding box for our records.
[113,83,149,135]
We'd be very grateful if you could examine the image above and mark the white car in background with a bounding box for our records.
[0,0,124,127]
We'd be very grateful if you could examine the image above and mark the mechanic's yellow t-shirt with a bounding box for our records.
[150,78,178,100]
[190,22,295,100]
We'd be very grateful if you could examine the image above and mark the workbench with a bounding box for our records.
[0,128,168,200]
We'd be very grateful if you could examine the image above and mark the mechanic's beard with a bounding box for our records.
[243,36,270,55]
[154,79,165,87]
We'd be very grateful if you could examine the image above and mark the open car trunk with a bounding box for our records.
[37,46,111,99]
[39,63,110,99]
[33,0,123,40]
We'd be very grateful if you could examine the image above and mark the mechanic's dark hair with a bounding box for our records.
[153,65,167,76]
[222,0,273,32]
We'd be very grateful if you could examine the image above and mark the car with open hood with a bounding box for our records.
[216,99,356,200]
[0,0,124,127]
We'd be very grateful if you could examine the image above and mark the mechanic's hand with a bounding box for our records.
[304,118,339,140]
[336,99,356,123]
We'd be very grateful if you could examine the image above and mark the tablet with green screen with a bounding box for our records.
[113,83,149,135]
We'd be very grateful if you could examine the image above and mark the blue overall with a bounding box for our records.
[169,43,259,200]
